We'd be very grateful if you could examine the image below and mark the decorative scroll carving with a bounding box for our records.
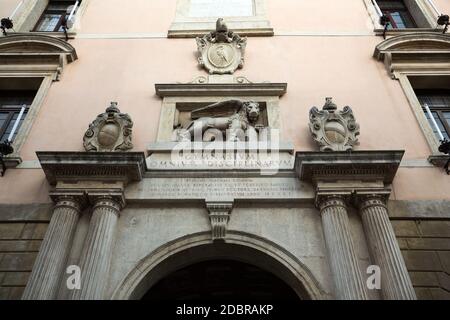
[174,99,265,142]
[205,201,234,241]
[83,102,133,152]
[196,18,247,74]
[309,98,360,152]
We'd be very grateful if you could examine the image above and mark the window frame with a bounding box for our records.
[8,0,89,37]
[416,90,450,141]
[364,0,442,34]
[0,93,34,143]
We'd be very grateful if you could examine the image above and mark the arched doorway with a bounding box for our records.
[112,232,325,300]
[142,259,300,301]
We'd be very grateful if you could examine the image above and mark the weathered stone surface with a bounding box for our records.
[8,287,25,300]
[318,196,368,300]
[406,238,450,250]
[0,240,42,252]
[437,272,450,291]
[20,224,48,240]
[391,221,420,237]
[414,288,433,300]
[409,272,440,287]
[0,204,52,222]
[438,251,450,274]
[126,176,314,201]
[429,288,450,300]
[388,201,450,219]
[402,251,442,271]
[418,221,450,237]
[360,196,416,300]
[2,272,30,286]
[0,253,37,271]
[397,238,409,249]
[0,224,24,239]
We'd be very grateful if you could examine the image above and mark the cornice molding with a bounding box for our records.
[294,150,405,184]
[374,33,450,76]
[155,82,287,97]
[36,151,147,185]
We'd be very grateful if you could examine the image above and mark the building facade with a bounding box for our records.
[0,0,449,300]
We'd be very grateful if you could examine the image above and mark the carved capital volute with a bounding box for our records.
[88,192,125,216]
[316,195,347,213]
[205,201,234,242]
[356,194,388,212]
[50,192,88,212]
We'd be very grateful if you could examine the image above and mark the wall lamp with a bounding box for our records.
[437,14,449,34]
[0,18,13,36]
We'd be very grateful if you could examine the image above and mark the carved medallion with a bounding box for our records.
[309,98,360,151]
[196,18,247,74]
[83,102,133,152]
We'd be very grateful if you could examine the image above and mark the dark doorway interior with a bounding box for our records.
[142,259,300,301]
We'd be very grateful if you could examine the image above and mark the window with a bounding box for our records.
[366,0,438,31]
[188,0,254,18]
[34,1,80,32]
[416,90,450,141]
[169,0,272,38]
[377,0,417,29]
[0,91,35,143]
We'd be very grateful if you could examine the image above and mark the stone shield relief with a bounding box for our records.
[83,102,133,152]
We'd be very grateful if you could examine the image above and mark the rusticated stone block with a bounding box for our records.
[0,287,10,299]
[414,288,432,300]
[438,251,450,274]
[402,251,442,271]
[20,223,48,240]
[0,253,37,271]
[397,238,409,249]
[437,272,450,291]
[0,240,42,252]
[406,238,450,250]
[429,288,450,300]
[409,272,439,287]
[0,224,24,240]
[391,221,420,237]
[418,221,450,237]
[8,287,24,300]
[2,272,30,286]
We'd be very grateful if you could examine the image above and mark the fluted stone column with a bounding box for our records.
[319,196,369,300]
[22,196,82,300]
[359,195,417,300]
[71,196,121,300]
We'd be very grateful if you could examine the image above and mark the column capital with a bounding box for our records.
[316,194,348,212]
[50,192,87,212]
[355,193,389,212]
[90,194,124,215]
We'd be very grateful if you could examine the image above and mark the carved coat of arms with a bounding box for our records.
[83,102,133,152]
[309,98,360,151]
[196,18,247,74]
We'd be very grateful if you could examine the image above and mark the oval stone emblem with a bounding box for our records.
[207,43,235,68]
[98,123,120,147]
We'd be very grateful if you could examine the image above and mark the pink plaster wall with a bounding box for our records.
[1,0,450,203]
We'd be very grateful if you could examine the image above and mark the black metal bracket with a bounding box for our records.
[438,139,450,175]
[379,15,390,39]
[0,140,14,177]
[438,14,449,34]
[0,17,13,36]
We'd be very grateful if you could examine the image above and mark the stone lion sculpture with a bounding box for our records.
[175,100,261,142]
